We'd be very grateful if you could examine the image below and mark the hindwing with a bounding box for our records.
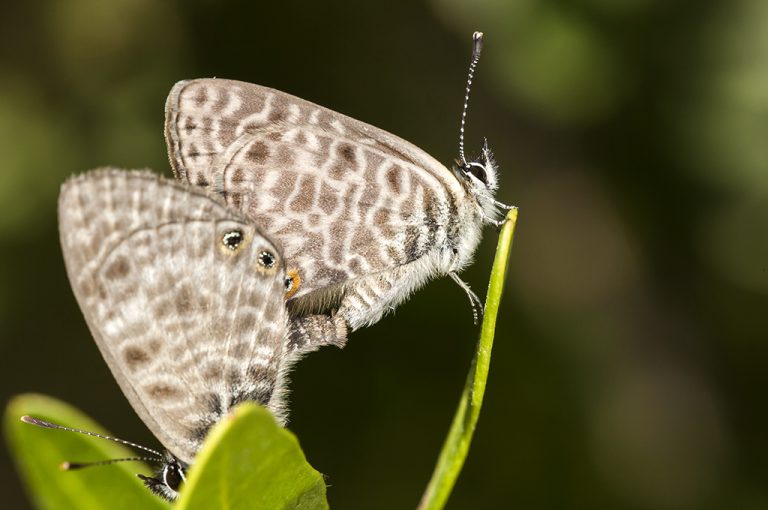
[58,169,290,463]
[165,79,463,311]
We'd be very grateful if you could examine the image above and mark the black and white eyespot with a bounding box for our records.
[222,230,244,251]
[258,250,276,268]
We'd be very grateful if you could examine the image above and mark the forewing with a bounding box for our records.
[58,169,289,463]
[165,79,462,305]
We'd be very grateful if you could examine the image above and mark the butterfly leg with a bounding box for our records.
[486,216,507,229]
[449,271,484,324]
[287,313,348,356]
[493,199,516,211]
[484,204,517,230]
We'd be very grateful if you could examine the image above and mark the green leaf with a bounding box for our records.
[7,396,328,509]
[417,208,519,510]
[4,393,168,510]
[175,402,328,510]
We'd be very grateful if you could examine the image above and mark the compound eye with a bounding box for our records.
[465,162,488,186]
[222,230,245,251]
[163,463,184,492]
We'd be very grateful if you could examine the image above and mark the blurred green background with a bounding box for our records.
[2,0,767,508]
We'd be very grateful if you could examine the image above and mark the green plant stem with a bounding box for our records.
[417,208,518,510]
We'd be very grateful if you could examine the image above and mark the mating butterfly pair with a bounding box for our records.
[27,32,510,500]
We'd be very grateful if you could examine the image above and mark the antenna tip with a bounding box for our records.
[472,31,484,56]
[21,416,55,428]
[61,461,88,470]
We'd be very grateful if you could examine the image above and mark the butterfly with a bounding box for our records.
[55,168,296,500]
[164,32,511,354]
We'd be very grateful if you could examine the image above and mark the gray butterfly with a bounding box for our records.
[164,32,510,354]
[57,169,295,500]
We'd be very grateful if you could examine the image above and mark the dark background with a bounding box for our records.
[2,0,767,509]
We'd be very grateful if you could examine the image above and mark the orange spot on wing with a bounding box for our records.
[284,268,301,299]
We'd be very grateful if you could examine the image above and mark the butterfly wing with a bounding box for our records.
[58,169,289,463]
[165,79,468,313]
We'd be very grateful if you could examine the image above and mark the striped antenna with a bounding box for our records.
[21,415,163,464]
[458,31,484,168]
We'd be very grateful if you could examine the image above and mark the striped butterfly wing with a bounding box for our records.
[165,79,463,311]
[58,169,290,463]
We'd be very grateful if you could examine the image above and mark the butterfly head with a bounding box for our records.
[138,452,188,501]
[456,138,500,221]
[21,415,190,502]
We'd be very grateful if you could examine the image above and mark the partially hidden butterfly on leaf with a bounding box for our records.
[164,32,513,355]
[43,169,298,500]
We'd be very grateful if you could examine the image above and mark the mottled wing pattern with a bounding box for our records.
[165,79,463,307]
[58,169,289,464]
